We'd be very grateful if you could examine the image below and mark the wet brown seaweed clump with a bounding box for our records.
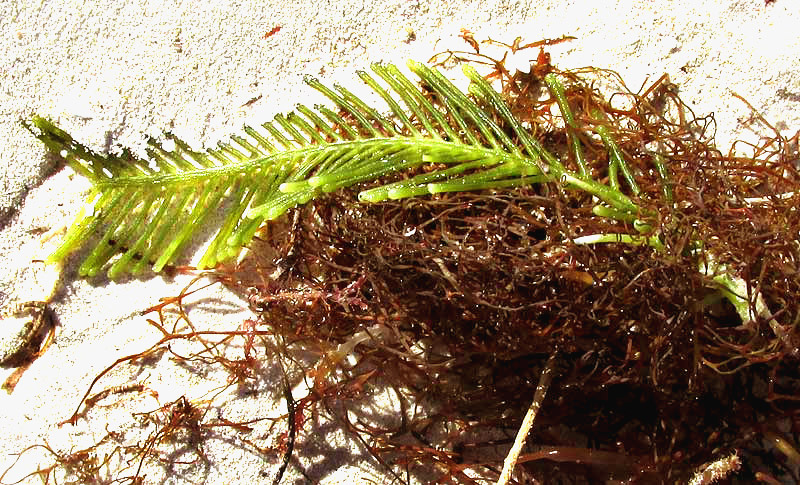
[217,45,800,483]
[6,39,800,484]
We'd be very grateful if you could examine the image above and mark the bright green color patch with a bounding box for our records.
[25,61,651,279]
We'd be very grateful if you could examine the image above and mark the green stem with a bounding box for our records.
[544,74,589,177]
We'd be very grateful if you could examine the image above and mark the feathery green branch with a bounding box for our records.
[25,61,645,279]
[25,59,790,348]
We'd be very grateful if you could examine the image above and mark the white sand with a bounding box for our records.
[1,1,798,483]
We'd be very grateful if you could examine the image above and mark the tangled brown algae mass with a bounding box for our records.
[7,40,800,483]
[217,52,800,482]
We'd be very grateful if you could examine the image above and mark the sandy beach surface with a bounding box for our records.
[1,1,799,483]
